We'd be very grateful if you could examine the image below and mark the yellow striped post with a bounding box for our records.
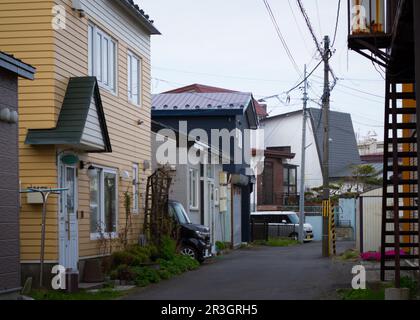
[322,199,331,256]
[330,204,337,255]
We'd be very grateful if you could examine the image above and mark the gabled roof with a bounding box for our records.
[116,0,161,35]
[153,92,252,111]
[263,108,361,178]
[0,51,35,80]
[152,91,258,129]
[25,77,112,153]
[164,83,269,117]
[308,108,361,178]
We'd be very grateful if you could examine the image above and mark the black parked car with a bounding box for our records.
[168,200,212,262]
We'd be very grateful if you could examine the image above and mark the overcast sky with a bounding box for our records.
[138,0,385,140]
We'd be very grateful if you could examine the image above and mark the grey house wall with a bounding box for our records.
[0,69,20,294]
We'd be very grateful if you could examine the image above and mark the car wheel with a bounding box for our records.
[289,233,298,241]
[180,245,198,260]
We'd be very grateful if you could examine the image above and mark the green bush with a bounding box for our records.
[111,244,159,269]
[215,241,226,252]
[401,276,418,297]
[131,266,161,287]
[159,236,177,261]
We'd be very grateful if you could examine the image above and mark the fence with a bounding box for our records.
[250,220,297,242]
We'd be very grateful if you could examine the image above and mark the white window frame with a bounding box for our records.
[90,166,119,240]
[88,23,117,93]
[127,50,142,106]
[132,163,139,214]
[189,168,199,210]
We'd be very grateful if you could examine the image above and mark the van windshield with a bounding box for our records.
[171,202,192,225]
[288,214,300,224]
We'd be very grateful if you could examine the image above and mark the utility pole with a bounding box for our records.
[322,35,331,258]
[298,65,308,244]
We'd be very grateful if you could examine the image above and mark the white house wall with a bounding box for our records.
[262,112,323,190]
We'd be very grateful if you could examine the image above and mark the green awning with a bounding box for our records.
[25,77,112,153]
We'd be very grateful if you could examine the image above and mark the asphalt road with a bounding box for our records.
[125,241,355,300]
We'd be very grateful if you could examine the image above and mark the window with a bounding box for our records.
[283,166,297,196]
[90,167,118,237]
[127,51,141,105]
[88,23,116,92]
[189,168,199,210]
[133,164,139,213]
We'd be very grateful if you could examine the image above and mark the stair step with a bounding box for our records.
[386,152,418,158]
[386,206,418,211]
[386,192,418,198]
[390,107,417,114]
[392,123,417,130]
[385,218,419,223]
[385,231,420,236]
[384,243,419,248]
[383,255,420,260]
[395,92,416,100]
[383,266,420,271]
[386,137,417,144]
[386,179,418,185]
[385,165,418,172]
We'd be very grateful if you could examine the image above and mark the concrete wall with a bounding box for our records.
[0,69,20,294]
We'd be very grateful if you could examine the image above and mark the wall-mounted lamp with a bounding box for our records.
[87,165,97,179]
[0,108,18,124]
[121,170,131,181]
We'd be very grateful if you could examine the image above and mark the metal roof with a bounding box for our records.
[25,77,112,153]
[117,0,161,35]
[0,51,35,80]
[308,108,362,178]
[152,92,253,112]
[263,108,361,178]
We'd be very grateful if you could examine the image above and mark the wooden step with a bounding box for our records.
[384,243,419,248]
[392,123,417,130]
[385,218,419,224]
[383,255,420,260]
[386,152,417,158]
[390,107,417,114]
[386,137,417,144]
[386,179,418,186]
[385,165,418,172]
[383,266,420,271]
[385,231,420,236]
[385,206,418,211]
[386,192,418,198]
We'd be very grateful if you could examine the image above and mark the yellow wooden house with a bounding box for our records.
[0,0,160,285]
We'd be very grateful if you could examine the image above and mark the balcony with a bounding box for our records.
[347,0,398,67]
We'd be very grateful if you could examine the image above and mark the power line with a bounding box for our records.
[287,0,313,55]
[262,0,302,77]
[332,0,341,47]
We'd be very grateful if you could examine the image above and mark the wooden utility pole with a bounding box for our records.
[322,35,331,258]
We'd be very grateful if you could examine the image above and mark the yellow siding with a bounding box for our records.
[53,0,152,258]
[0,0,153,263]
[0,0,58,262]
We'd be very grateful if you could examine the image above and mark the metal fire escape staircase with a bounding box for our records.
[380,80,419,283]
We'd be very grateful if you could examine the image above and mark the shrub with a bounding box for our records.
[159,236,177,261]
[111,244,159,269]
[131,267,161,287]
[216,241,226,252]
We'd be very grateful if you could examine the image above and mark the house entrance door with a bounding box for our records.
[58,162,79,272]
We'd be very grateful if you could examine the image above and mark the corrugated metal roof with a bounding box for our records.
[152,92,253,111]
[25,77,112,153]
[309,108,362,178]
[164,83,269,117]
